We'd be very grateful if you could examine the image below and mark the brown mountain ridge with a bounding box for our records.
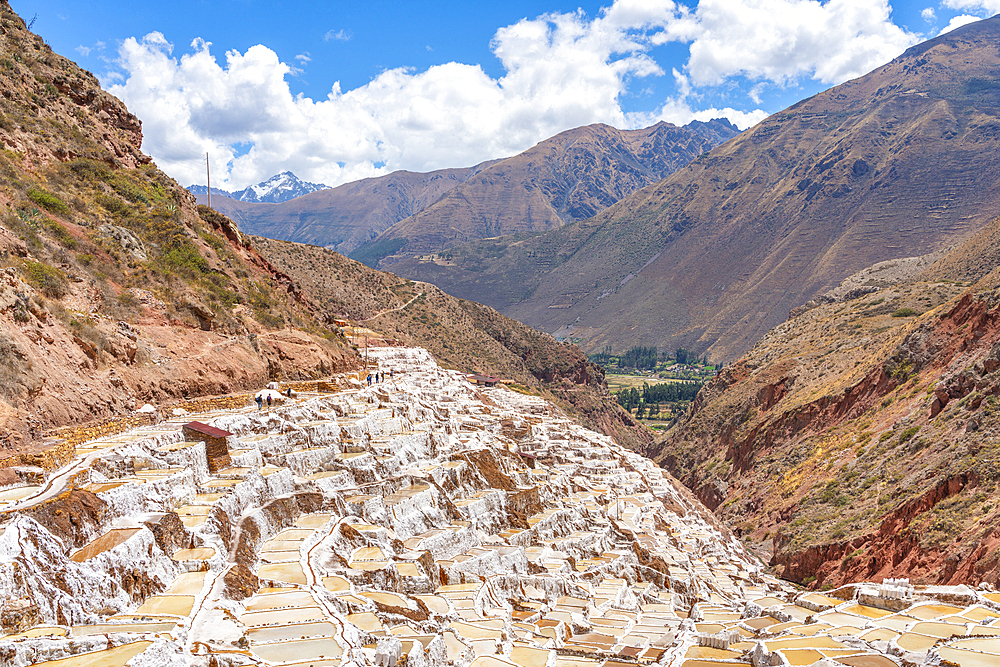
[387,15,1000,362]
[361,119,739,266]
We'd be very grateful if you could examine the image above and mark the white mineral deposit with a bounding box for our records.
[0,347,997,666]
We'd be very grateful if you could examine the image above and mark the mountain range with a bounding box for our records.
[385,16,1000,362]
[190,119,738,260]
[360,119,740,266]
[188,171,330,204]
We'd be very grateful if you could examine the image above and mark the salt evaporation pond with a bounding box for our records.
[1,346,1000,666]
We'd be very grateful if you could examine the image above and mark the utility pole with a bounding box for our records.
[206,152,211,209]
[365,335,369,372]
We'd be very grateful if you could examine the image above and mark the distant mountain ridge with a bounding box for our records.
[192,162,501,256]
[387,15,1000,362]
[362,119,740,266]
[188,171,330,204]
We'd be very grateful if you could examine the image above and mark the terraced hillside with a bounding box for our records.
[1,346,995,667]
[389,16,1000,361]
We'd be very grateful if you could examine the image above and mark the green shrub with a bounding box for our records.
[899,425,920,444]
[892,308,919,318]
[27,187,69,214]
[95,193,129,215]
[20,260,68,297]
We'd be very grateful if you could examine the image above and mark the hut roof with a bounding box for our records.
[183,421,233,438]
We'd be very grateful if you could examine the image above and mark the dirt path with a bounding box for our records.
[359,290,424,322]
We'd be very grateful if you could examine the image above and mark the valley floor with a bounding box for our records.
[0,347,996,667]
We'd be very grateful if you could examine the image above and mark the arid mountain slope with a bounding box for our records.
[391,16,1000,360]
[0,3,363,453]
[253,236,652,451]
[194,162,499,256]
[364,120,738,266]
[648,215,1000,589]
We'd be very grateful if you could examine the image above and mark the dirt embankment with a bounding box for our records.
[651,272,1000,589]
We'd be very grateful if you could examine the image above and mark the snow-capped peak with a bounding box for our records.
[187,171,330,204]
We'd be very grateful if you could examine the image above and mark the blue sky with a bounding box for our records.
[12,0,997,189]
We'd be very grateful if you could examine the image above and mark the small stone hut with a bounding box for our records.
[182,421,232,473]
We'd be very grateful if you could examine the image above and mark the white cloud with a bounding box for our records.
[323,29,351,42]
[76,45,91,57]
[942,0,1000,15]
[295,53,311,63]
[921,7,936,21]
[686,0,918,86]
[939,13,983,33]
[108,0,921,191]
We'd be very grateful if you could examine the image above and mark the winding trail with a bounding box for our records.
[359,289,424,322]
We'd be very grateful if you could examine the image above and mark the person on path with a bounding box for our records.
[390,369,394,380]
[267,394,272,408]
[367,374,372,386]
[255,394,263,411]
[286,387,292,398]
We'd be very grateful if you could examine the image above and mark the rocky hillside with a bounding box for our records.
[195,162,500,256]
[648,215,1000,589]
[0,3,363,454]
[390,16,1000,360]
[361,120,738,268]
[253,236,652,451]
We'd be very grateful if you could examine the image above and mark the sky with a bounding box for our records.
[11,0,999,191]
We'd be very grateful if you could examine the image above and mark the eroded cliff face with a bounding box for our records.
[650,261,1000,589]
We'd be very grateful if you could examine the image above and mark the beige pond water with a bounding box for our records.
[895,632,938,651]
[172,547,215,561]
[780,649,826,666]
[241,606,326,626]
[938,646,1000,667]
[962,607,1000,622]
[164,571,206,595]
[511,644,552,667]
[685,646,741,659]
[908,603,966,619]
[764,636,846,651]
[32,641,153,667]
[134,595,195,616]
[246,590,315,611]
[262,540,306,552]
[362,591,408,607]
[841,603,893,619]
[911,621,967,638]
[176,505,212,515]
[834,655,901,667]
[322,575,350,592]
[276,528,316,540]
[347,612,385,633]
[203,479,241,489]
[248,621,338,643]
[950,636,1000,653]
[252,637,343,663]
[72,622,176,636]
[261,550,301,563]
[859,628,899,642]
[180,516,207,528]
[258,562,306,584]
[3,626,67,640]
[296,513,334,528]
[71,528,143,562]
[194,493,224,502]
[416,595,450,614]
[397,562,421,577]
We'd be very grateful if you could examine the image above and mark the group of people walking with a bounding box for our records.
[367,369,393,386]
